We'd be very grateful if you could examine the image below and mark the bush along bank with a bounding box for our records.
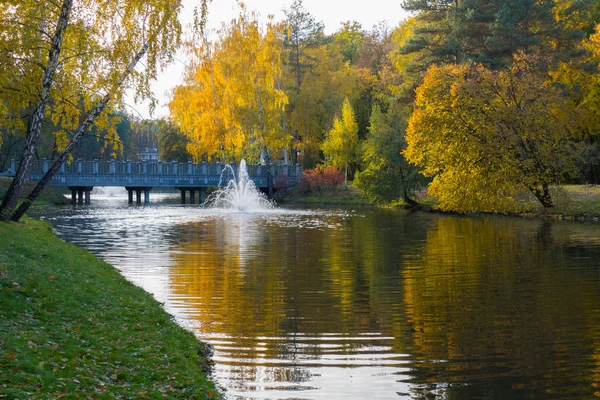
[278,166,371,206]
[0,219,220,399]
[282,169,600,223]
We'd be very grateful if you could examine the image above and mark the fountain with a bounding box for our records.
[204,160,273,211]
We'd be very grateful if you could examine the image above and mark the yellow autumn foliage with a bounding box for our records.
[321,98,359,183]
[170,3,288,162]
[0,0,188,152]
[405,54,586,212]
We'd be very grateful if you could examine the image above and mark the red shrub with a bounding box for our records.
[299,165,344,193]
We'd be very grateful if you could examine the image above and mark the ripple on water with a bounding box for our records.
[37,203,600,400]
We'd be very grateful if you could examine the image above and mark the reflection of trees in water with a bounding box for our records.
[402,215,600,399]
[167,210,434,387]
[166,211,600,398]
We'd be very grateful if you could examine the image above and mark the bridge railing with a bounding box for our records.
[2,158,302,188]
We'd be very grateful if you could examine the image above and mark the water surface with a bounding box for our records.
[39,199,600,399]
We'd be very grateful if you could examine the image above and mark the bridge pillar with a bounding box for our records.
[125,186,148,205]
[69,186,94,205]
[190,190,196,204]
[200,188,206,204]
[180,189,186,204]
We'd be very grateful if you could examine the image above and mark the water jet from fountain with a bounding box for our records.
[204,160,273,211]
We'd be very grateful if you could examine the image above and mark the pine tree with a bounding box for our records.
[399,0,595,71]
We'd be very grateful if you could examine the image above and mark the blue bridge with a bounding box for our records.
[1,159,301,205]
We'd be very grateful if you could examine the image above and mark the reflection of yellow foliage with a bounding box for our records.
[169,218,283,337]
[168,212,417,352]
[403,216,600,388]
[167,211,600,394]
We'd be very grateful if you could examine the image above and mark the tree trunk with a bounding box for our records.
[295,41,301,94]
[11,43,149,222]
[398,165,417,206]
[403,191,418,207]
[344,163,348,186]
[50,134,59,160]
[0,0,73,221]
[0,135,16,172]
[530,182,554,209]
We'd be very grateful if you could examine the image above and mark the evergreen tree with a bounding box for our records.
[283,0,325,94]
[400,0,595,70]
[157,121,191,162]
[355,104,423,205]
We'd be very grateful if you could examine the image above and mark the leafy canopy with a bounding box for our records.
[170,3,288,162]
[404,54,587,212]
[0,0,185,151]
[321,98,359,183]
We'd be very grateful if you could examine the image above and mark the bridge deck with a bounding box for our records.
[1,159,301,189]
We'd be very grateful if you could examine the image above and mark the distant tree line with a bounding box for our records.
[3,0,600,216]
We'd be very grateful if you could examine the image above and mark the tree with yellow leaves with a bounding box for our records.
[404,54,587,213]
[1,0,206,221]
[287,43,356,167]
[321,98,359,185]
[170,3,288,162]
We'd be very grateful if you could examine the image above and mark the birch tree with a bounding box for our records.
[170,3,288,162]
[0,0,208,221]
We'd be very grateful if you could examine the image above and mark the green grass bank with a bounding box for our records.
[516,185,600,221]
[0,219,219,399]
[278,185,371,206]
[281,184,600,222]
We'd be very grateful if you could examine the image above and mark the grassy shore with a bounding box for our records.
[278,185,371,206]
[0,219,219,399]
[281,184,600,222]
[516,185,600,222]
[0,177,69,206]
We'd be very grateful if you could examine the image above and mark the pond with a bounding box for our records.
[38,198,600,399]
